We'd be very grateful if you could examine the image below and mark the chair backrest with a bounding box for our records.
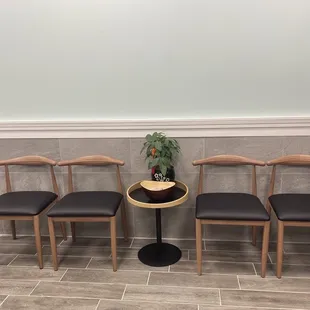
[57,155,125,194]
[0,155,59,195]
[192,155,265,196]
[266,154,310,212]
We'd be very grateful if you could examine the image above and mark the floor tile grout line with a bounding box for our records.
[237,275,241,290]
[121,284,127,301]
[218,288,222,306]
[0,295,9,307]
[252,263,258,275]
[85,257,93,269]
[118,282,310,294]
[14,288,310,301]
[28,280,41,296]
[146,271,151,285]
[6,254,19,266]
[94,299,101,310]
[123,283,235,291]
[268,253,273,264]
[197,305,200,310]
[129,238,134,248]
[211,287,310,294]
[23,294,102,301]
[58,268,68,282]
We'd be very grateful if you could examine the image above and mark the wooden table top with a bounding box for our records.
[126,180,189,209]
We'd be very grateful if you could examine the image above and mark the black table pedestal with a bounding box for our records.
[138,209,182,267]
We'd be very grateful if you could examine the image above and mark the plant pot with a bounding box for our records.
[152,167,175,182]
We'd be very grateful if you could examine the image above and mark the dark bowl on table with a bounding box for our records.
[140,180,176,202]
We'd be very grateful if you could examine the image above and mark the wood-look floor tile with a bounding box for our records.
[149,272,238,289]
[62,269,148,284]
[61,237,132,248]
[124,285,219,304]
[199,306,292,310]
[269,252,310,265]
[0,244,37,255]
[43,246,111,257]
[189,250,265,263]
[221,289,310,308]
[115,249,140,259]
[0,280,38,295]
[205,241,277,253]
[32,281,125,300]
[0,296,99,310]
[97,300,198,310]
[239,275,310,292]
[0,255,17,266]
[0,267,65,281]
[170,260,255,275]
[88,258,168,271]
[0,236,62,246]
[284,243,310,254]
[10,255,91,268]
[254,263,310,277]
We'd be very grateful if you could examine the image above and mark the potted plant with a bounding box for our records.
[140,132,180,181]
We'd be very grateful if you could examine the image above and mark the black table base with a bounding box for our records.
[138,208,182,267]
[138,242,182,267]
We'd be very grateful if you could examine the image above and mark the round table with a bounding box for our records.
[127,180,188,267]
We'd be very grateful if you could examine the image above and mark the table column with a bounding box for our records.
[137,208,182,267]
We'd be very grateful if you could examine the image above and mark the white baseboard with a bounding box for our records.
[0,116,310,138]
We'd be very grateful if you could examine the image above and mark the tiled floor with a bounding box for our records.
[0,236,310,309]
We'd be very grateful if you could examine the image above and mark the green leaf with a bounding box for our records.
[161,157,170,166]
[146,134,152,142]
[161,164,167,176]
[154,141,162,151]
[150,158,159,168]
[140,142,149,154]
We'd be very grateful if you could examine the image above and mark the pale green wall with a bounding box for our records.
[0,0,309,121]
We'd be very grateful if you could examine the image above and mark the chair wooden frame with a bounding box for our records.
[193,155,270,277]
[48,155,128,272]
[0,155,67,269]
[267,154,310,278]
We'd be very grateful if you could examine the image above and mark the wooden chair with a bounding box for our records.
[0,156,67,269]
[47,155,129,271]
[193,155,271,278]
[267,154,310,278]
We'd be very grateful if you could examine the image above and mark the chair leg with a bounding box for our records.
[276,220,284,279]
[10,220,16,240]
[261,221,270,278]
[70,222,76,242]
[110,216,117,272]
[33,216,43,269]
[252,226,257,246]
[48,217,59,271]
[196,219,202,276]
[120,200,129,242]
[60,222,67,241]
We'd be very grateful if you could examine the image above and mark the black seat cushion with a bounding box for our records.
[47,191,123,217]
[0,191,58,216]
[269,194,310,221]
[196,193,270,221]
